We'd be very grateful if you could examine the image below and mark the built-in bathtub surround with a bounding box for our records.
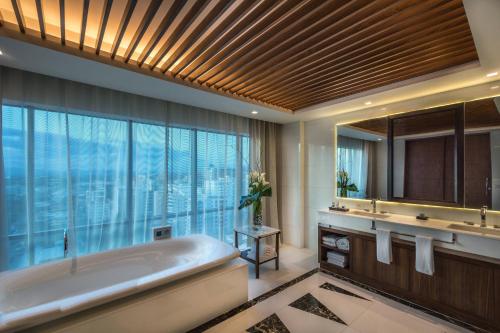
[0,235,247,332]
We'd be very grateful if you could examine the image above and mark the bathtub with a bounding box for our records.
[0,234,248,332]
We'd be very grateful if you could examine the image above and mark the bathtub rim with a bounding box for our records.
[0,234,240,332]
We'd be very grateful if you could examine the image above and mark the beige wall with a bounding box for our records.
[280,108,500,251]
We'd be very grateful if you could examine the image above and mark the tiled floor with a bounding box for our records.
[206,271,472,333]
[247,244,318,299]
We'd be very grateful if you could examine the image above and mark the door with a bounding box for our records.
[465,133,492,208]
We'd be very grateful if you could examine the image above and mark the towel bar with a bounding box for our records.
[371,221,456,245]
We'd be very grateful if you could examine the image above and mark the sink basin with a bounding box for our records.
[447,224,500,236]
[349,210,390,219]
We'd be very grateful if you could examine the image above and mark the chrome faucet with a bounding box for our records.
[370,199,377,213]
[64,229,68,258]
[480,206,488,228]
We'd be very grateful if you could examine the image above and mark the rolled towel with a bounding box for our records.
[336,237,350,251]
[322,240,336,247]
[376,229,392,264]
[246,244,277,261]
[327,258,347,268]
[327,251,347,262]
[415,235,434,276]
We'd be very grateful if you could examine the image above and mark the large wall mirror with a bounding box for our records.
[336,96,500,211]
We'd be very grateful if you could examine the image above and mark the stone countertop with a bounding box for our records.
[318,208,500,241]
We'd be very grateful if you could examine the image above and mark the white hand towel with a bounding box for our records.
[376,229,392,264]
[415,235,434,276]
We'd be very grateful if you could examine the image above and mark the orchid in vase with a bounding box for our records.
[238,171,272,226]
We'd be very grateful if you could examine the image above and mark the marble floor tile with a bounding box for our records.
[277,306,346,333]
[204,271,472,333]
[288,292,347,325]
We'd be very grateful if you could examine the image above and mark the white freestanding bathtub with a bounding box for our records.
[0,235,248,332]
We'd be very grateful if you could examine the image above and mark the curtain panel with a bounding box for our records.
[0,66,282,271]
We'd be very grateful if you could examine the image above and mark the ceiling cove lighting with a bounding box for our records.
[486,72,498,78]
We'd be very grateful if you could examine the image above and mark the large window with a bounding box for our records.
[2,105,250,270]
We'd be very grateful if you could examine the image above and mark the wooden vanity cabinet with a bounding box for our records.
[318,226,500,332]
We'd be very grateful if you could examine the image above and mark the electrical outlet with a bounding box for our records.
[153,226,172,241]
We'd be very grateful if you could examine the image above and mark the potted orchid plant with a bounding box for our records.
[337,169,358,198]
[238,171,272,226]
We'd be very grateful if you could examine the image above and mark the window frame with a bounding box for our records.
[2,103,250,270]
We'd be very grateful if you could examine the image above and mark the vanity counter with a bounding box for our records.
[318,208,500,260]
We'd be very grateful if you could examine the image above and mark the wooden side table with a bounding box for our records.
[234,225,280,279]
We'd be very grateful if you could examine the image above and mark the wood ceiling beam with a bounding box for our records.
[250,12,467,100]
[258,24,470,102]
[110,0,136,59]
[289,55,476,110]
[233,0,461,96]
[95,0,113,55]
[79,0,90,50]
[59,0,65,45]
[268,40,474,106]
[0,0,478,112]
[11,0,25,34]
[159,0,232,73]
[148,0,209,70]
[193,0,323,85]
[168,0,255,77]
[123,0,163,63]
[34,0,45,39]
[0,27,292,113]
[277,47,477,107]
[282,51,477,110]
[213,0,388,90]
[136,0,185,67]
[184,0,303,82]
[177,0,281,80]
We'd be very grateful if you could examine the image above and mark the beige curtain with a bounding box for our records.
[365,141,377,198]
[250,120,282,237]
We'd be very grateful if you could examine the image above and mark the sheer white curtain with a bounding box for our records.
[337,135,368,199]
[0,65,281,271]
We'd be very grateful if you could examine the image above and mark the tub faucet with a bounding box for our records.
[64,229,68,258]
[370,199,377,213]
[480,206,488,228]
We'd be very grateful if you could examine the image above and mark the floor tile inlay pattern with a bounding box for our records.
[246,313,290,333]
[195,269,479,333]
[288,293,347,325]
[319,282,370,301]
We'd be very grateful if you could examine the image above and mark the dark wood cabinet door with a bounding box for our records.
[351,236,410,291]
[351,236,377,280]
[411,253,495,320]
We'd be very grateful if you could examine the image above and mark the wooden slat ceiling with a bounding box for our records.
[0,0,478,113]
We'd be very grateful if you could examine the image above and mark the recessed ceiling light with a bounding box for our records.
[377,138,382,141]
[365,101,372,105]
[486,72,498,78]
[251,110,258,114]
[491,85,499,90]
[0,50,3,56]
[381,107,387,111]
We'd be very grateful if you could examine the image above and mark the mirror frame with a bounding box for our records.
[386,103,465,207]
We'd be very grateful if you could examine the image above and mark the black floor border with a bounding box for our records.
[187,268,320,333]
[188,267,489,333]
[319,269,489,333]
